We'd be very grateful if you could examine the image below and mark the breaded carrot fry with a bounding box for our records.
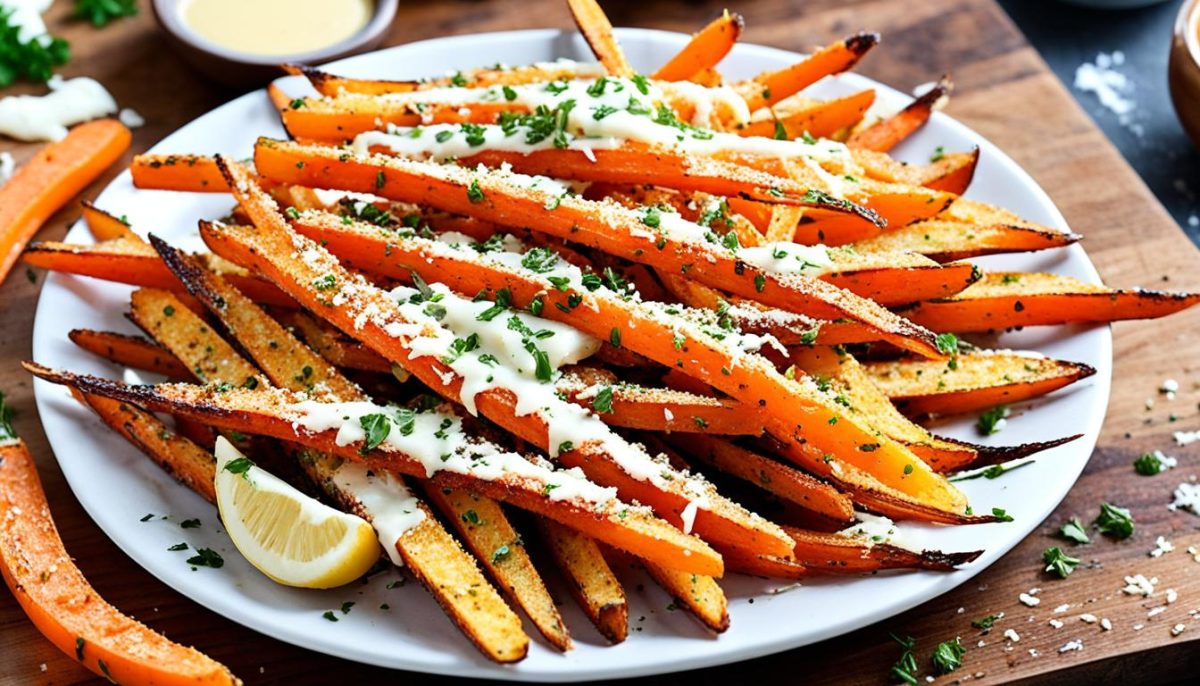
[643,563,729,632]
[851,219,1081,262]
[537,519,627,643]
[848,76,951,152]
[567,0,634,77]
[900,272,1200,332]
[130,154,227,192]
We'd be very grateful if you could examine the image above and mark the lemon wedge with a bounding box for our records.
[213,437,379,588]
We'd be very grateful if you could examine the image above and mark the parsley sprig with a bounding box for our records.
[0,9,69,87]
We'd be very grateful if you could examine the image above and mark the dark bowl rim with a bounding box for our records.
[151,0,399,67]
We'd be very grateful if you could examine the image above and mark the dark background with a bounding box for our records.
[998,0,1200,241]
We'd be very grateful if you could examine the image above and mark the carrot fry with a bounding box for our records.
[130,154,228,192]
[0,119,130,284]
[273,310,394,373]
[558,367,763,436]
[80,201,139,242]
[821,253,978,306]
[254,140,940,357]
[848,76,951,152]
[667,434,854,523]
[537,519,627,643]
[852,147,978,195]
[736,32,880,111]
[740,89,875,140]
[284,62,599,98]
[851,219,1081,262]
[0,424,238,685]
[281,99,515,142]
[643,562,729,632]
[567,0,634,77]
[68,329,192,378]
[863,351,1098,417]
[786,526,981,573]
[266,80,292,112]
[20,239,296,308]
[423,487,572,651]
[653,11,743,82]
[900,272,1200,332]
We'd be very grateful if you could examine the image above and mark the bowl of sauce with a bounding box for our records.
[153,0,398,87]
[1170,0,1200,149]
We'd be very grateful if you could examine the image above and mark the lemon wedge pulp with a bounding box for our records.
[214,437,379,588]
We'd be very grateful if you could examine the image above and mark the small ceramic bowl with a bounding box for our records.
[1169,0,1200,149]
[152,0,399,88]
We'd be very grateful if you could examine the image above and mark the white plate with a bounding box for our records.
[31,28,1111,681]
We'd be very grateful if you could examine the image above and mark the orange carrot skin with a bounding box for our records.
[0,440,239,685]
[0,120,130,285]
[824,262,979,306]
[848,78,950,152]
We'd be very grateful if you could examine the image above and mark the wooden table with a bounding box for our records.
[3,1,1199,683]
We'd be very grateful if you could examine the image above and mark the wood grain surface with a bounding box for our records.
[2,1,1199,684]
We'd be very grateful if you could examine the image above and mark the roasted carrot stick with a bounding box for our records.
[667,434,854,523]
[785,526,981,573]
[567,0,634,77]
[739,89,875,140]
[863,351,1097,417]
[68,329,192,379]
[848,76,951,152]
[130,154,227,192]
[0,403,238,685]
[900,272,1200,332]
[281,99,515,142]
[0,119,130,285]
[736,32,880,112]
[653,11,743,82]
[80,201,139,242]
[851,219,1081,262]
[21,239,296,308]
[537,519,628,643]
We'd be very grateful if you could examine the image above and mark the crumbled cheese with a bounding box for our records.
[1174,430,1200,446]
[1058,639,1084,653]
[1122,574,1157,597]
[1073,51,1141,135]
[1134,623,1145,631]
[1166,588,1178,604]
[1171,623,1186,636]
[0,75,118,141]
[1150,536,1176,558]
[1028,648,1040,658]
[1100,618,1112,631]
[1145,397,1156,410]
[1049,619,1064,629]
[1161,379,1180,396]
[1079,613,1097,624]
[118,108,145,129]
[1053,603,1071,613]
[1168,482,1200,515]
[1019,592,1041,607]
[1147,606,1167,618]
[1003,628,1021,642]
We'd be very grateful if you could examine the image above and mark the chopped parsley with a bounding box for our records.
[1133,451,1167,475]
[466,179,485,203]
[1058,517,1090,544]
[930,145,946,162]
[1094,502,1134,539]
[359,413,392,452]
[934,332,959,356]
[0,391,15,442]
[976,405,1009,435]
[592,385,614,414]
[971,614,999,630]
[931,637,965,675]
[0,8,69,86]
[222,457,254,478]
[991,507,1014,522]
[491,544,512,563]
[948,460,1034,482]
[180,518,201,529]
[889,634,920,685]
[186,548,224,568]
[1043,546,1080,578]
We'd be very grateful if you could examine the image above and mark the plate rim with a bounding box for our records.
[30,26,1113,682]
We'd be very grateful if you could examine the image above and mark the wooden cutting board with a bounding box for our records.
[2,0,1198,684]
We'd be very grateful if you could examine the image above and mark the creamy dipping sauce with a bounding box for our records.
[180,0,374,56]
